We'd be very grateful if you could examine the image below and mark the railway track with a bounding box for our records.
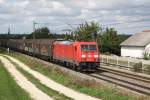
[89,66,150,96]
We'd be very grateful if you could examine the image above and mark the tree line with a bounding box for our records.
[26,22,131,55]
[0,21,131,55]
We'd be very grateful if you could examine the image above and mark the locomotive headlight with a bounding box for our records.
[81,55,86,58]
[94,55,98,58]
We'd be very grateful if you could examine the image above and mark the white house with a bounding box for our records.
[121,30,150,58]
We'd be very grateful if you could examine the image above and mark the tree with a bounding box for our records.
[27,27,51,39]
[99,27,130,55]
[74,21,102,41]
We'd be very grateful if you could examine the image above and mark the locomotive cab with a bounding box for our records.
[80,44,99,62]
[74,42,100,71]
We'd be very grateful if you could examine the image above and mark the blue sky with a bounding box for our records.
[0,0,150,34]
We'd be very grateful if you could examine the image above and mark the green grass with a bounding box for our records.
[7,53,145,100]
[0,47,7,53]
[0,62,32,100]
[9,59,73,100]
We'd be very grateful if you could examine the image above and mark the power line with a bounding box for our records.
[115,25,150,30]
[59,18,150,27]
[32,18,150,33]
[32,15,150,28]
[101,19,150,26]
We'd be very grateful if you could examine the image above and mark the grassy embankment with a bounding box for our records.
[0,61,32,100]
[7,52,148,100]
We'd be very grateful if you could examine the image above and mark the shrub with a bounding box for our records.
[0,48,7,53]
[145,66,150,75]
[103,52,111,55]
[132,62,142,72]
[143,52,150,60]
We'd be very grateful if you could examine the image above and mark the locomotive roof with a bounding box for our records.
[54,40,73,45]
[54,41,97,45]
[74,42,97,45]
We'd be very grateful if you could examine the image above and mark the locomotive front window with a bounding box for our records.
[81,45,97,51]
[89,45,97,51]
[81,45,89,51]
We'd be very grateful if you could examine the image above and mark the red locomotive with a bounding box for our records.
[0,39,100,71]
[53,40,100,71]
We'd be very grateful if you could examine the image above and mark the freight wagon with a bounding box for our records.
[0,39,8,47]
[8,39,54,60]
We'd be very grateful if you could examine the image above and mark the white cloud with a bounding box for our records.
[0,0,5,4]
[0,0,150,34]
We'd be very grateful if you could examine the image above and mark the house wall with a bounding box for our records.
[145,43,150,54]
[121,46,145,58]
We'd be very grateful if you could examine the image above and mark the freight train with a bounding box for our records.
[0,39,100,71]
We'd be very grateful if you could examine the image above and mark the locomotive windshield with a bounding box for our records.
[81,45,97,51]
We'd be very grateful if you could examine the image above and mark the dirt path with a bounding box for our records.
[0,56,53,100]
[5,55,100,100]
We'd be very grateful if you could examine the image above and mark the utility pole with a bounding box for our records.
[32,21,36,56]
[65,23,76,41]
[7,26,11,52]
[33,21,36,40]
[8,26,10,36]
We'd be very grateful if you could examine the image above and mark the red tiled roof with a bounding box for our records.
[143,30,150,32]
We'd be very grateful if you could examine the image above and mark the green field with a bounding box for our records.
[0,62,31,100]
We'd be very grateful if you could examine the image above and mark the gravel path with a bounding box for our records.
[0,56,53,100]
[5,55,100,100]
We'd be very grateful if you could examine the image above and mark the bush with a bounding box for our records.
[143,52,150,60]
[103,52,111,55]
[145,66,150,75]
[132,62,142,72]
[0,48,7,53]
